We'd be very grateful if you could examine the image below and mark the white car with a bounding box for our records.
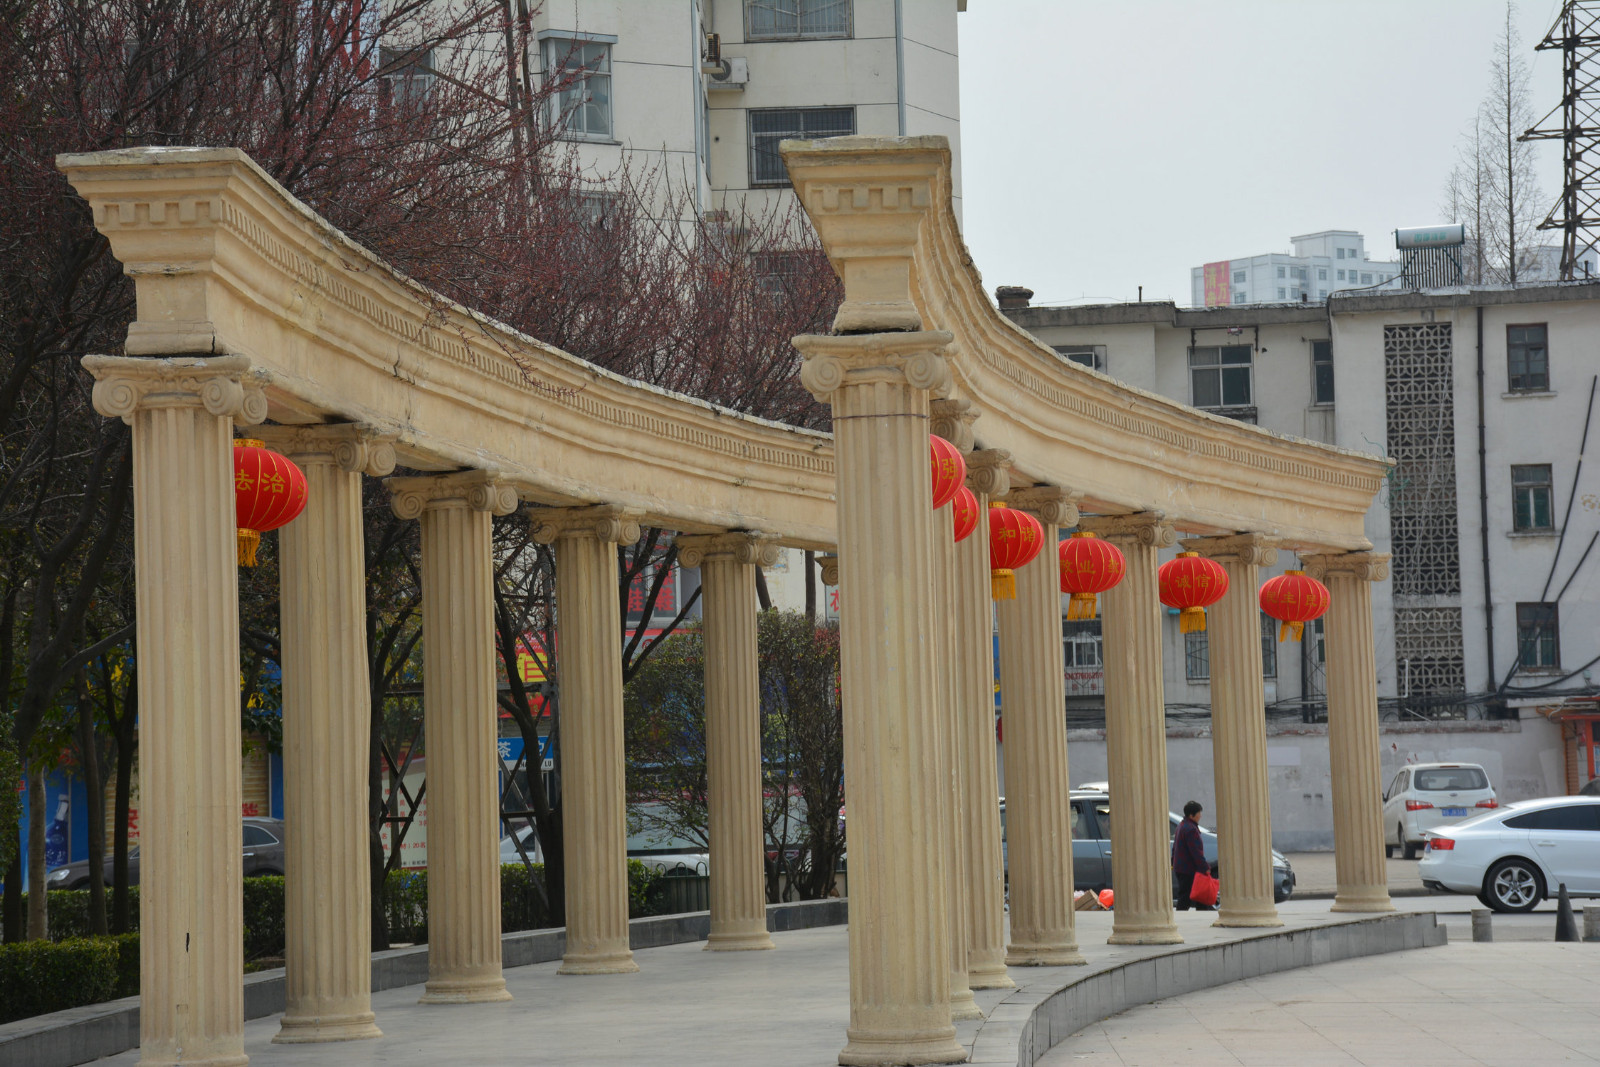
[500,824,544,865]
[1382,762,1499,859]
[1418,795,1600,912]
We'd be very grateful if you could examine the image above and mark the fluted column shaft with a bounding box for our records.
[679,534,777,952]
[795,331,964,1067]
[1189,536,1281,929]
[405,477,516,1004]
[1089,514,1182,946]
[84,355,266,1067]
[1306,553,1395,913]
[269,428,394,1041]
[995,492,1085,966]
[953,465,1012,990]
[535,507,644,973]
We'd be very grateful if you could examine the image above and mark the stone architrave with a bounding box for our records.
[996,486,1087,967]
[795,330,966,1067]
[1081,512,1184,946]
[389,471,520,1003]
[1302,552,1396,914]
[532,505,646,974]
[929,398,980,1019]
[957,449,1014,989]
[256,424,396,1042]
[676,532,781,953]
[84,354,268,1067]
[1187,534,1284,929]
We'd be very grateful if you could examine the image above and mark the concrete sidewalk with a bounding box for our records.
[1282,852,1429,898]
[1042,940,1600,1066]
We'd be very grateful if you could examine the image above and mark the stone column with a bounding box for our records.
[532,506,645,974]
[1303,552,1395,913]
[257,426,396,1042]
[676,532,779,953]
[794,331,965,1067]
[84,354,267,1067]
[957,450,1013,990]
[996,486,1087,967]
[1082,512,1182,945]
[929,399,979,1020]
[389,471,520,1003]
[1188,534,1282,929]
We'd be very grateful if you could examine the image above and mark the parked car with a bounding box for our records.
[1418,795,1600,912]
[45,818,287,889]
[1382,762,1499,859]
[1000,792,1295,903]
[499,824,544,865]
[625,815,708,876]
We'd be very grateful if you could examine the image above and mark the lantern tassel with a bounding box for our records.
[1281,620,1305,642]
[991,569,1016,601]
[1179,606,1207,634]
[1067,592,1098,620]
[238,528,261,568]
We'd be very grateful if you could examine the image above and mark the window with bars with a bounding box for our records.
[1507,324,1549,391]
[1261,613,1278,679]
[544,37,612,139]
[749,107,854,185]
[1512,464,1554,531]
[746,0,852,39]
[1516,602,1560,670]
[1189,345,1253,408]
[1181,617,1278,682]
[1311,340,1334,405]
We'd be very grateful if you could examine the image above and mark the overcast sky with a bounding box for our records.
[956,0,1568,307]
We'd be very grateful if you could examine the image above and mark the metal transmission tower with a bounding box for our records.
[1523,1,1600,280]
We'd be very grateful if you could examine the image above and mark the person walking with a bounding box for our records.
[1173,800,1214,911]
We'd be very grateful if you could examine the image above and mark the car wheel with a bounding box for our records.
[1385,842,1395,859]
[1402,837,1418,860]
[1482,857,1544,913]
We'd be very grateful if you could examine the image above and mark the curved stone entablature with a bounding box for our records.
[781,136,1392,551]
[57,147,837,548]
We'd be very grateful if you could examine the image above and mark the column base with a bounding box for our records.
[839,1026,967,1067]
[705,929,776,951]
[272,1011,383,1043]
[418,976,513,1003]
[1331,888,1395,913]
[1006,941,1086,966]
[138,1054,249,1067]
[1107,921,1183,946]
[967,962,1015,989]
[1213,910,1284,929]
[950,990,985,1020]
[558,949,640,974]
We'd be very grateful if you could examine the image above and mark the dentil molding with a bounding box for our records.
[386,470,519,521]
[83,355,268,426]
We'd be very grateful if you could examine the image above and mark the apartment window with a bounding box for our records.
[1311,340,1335,405]
[1507,324,1549,391]
[1053,345,1107,373]
[380,46,435,105]
[1233,270,1246,283]
[544,36,613,139]
[749,107,855,185]
[1232,292,1247,305]
[1190,345,1253,408]
[1276,266,1286,278]
[1318,289,1328,300]
[1318,268,1328,281]
[1337,248,1346,259]
[1512,464,1554,531]
[1359,273,1372,284]
[1336,270,1345,281]
[1296,267,1309,281]
[746,0,852,39]
[1062,620,1103,669]
[1516,602,1560,669]
[1185,631,1210,681]
[1276,287,1286,300]
[1261,613,1278,678]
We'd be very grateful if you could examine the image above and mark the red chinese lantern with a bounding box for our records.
[1157,551,1228,634]
[1058,532,1126,620]
[988,503,1044,600]
[930,435,966,510]
[234,439,308,567]
[951,485,980,542]
[1259,569,1331,641]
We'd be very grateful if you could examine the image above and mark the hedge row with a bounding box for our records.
[0,933,138,1025]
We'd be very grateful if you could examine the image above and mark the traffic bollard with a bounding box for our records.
[1584,906,1600,943]
[1555,884,1580,943]
[1471,908,1493,943]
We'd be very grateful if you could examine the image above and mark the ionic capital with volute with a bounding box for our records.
[83,354,268,425]
[929,398,977,451]
[1185,533,1280,568]
[676,532,781,569]
[793,331,953,404]
[1299,552,1391,583]
[530,504,645,547]
[386,470,520,521]
[964,448,1012,498]
[818,554,839,587]
[1004,486,1082,529]
[1079,511,1177,548]
[253,423,398,477]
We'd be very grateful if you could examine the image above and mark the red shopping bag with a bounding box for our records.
[1190,871,1219,907]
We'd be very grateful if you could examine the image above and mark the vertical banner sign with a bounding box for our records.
[1203,261,1232,307]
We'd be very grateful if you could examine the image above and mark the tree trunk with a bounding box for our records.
[368,690,390,951]
[804,550,816,623]
[26,762,47,940]
[76,685,109,936]
[2,838,20,942]
[111,725,134,934]
[755,566,773,612]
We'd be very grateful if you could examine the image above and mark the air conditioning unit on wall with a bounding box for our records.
[708,57,749,91]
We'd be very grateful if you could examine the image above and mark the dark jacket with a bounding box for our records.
[1172,817,1208,877]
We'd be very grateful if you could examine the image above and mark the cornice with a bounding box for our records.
[1002,485,1082,528]
[252,423,397,476]
[530,505,645,547]
[676,532,781,569]
[82,354,268,426]
[386,470,519,520]
[1078,512,1177,548]
[1184,533,1280,568]
[1300,551,1392,583]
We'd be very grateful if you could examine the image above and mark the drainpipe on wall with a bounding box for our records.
[1477,304,1496,692]
[893,0,906,136]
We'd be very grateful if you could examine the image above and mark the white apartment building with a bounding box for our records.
[1191,230,1402,307]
